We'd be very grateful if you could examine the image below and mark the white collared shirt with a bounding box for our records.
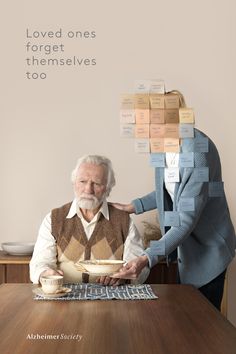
[30,199,149,284]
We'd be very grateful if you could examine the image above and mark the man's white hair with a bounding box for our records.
[71,155,116,196]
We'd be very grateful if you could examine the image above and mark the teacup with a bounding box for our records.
[40,275,64,294]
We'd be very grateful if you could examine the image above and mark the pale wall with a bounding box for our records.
[1,0,236,325]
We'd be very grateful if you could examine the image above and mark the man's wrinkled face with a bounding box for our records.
[74,163,108,210]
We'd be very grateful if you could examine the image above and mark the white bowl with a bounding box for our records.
[77,259,125,274]
[1,242,35,256]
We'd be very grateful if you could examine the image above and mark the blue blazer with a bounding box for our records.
[133,129,236,287]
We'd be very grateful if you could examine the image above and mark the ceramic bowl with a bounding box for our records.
[77,259,125,274]
[1,242,35,255]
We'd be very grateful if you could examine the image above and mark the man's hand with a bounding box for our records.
[96,276,125,286]
[111,202,135,214]
[112,256,149,279]
[40,268,64,280]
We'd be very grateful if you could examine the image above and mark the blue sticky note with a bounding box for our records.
[164,212,180,226]
[179,152,194,167]
[179,124,194,138]
[193,167,209,182]
[194,137,209,153]
[208,182,224,197]
[150,153,165,167]
[179,198,195,211]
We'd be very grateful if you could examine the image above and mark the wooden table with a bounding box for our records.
[0,284,235,354]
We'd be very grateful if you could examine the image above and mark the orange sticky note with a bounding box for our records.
[150,94,165,109]
[164,138,180,152]
[164,109,179,124]
[165,94,180,109]
[164,124,179,138]
[150,109,165,124]
[150,138,165,153]
[134,94,150,109]
[135,124,150,138]
[150,124,165,138]
[179,108,195,123]
[135,109,150,124]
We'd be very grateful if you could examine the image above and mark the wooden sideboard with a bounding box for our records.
[0,251,31,283]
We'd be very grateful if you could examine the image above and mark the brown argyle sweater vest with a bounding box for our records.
[51,202,130,283]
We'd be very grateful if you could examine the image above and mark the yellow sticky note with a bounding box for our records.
[150,138,165,153]
[179,108,195,123]
[134,94,150,109]
[150,94,165,109]
[150,109,165,124]
[164,124,179,138]
[121,94,135,109]
[164,138,180,152]
[164,94,180,109]
[150,124,165,138]
[135,124,150,138]
[164,109,179,124]
[135,109,150,124]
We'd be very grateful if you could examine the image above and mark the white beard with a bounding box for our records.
[76,194,104,210]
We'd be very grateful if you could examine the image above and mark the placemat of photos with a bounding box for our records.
[34,283,158,301]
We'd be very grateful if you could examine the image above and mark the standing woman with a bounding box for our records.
[113,90,236,310]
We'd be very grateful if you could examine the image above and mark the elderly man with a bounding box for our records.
[30,155,149,285]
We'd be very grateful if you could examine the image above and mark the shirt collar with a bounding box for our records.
[66,198,110,221]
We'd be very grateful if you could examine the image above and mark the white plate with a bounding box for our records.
[33,287,72,299]
[1,242,35,255]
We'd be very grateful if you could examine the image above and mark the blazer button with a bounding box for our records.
[178,258,182,263]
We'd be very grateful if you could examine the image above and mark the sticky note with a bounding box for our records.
[120,124,135,138]
[120,109,136,124]
[164,124,179,139]
[150,124,165,138]
[149,79,165,94]
[179,108,195,123]
[179,198,195,211]
[179,124,194,138]
[164,138,180,153]
[164,94,180,109]
[135,124,150,138]
[134,80,150,93]
[150,153,165,167]
[135,109,150,124]
[164,212,180,227]
[135,139,150,153]
[121,94,135,109]
[134,94,150,109]
[150,94,165,109]
[164,109,179,124]
[179,152,194,167]
[150,109,165,124]
[193,167,209,182]
[165,152,179,168]
[208,182,224,197]
[164,168,180,183]
[150,138,165,153]
[194,137,209,153]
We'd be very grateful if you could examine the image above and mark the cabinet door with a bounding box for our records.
[0,265,6,284]
[6,264,30,283]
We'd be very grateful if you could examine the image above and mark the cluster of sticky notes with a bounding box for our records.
[120,80,195,153]
[119,79,225,229]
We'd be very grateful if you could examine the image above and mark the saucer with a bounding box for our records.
[33,287,72,299]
